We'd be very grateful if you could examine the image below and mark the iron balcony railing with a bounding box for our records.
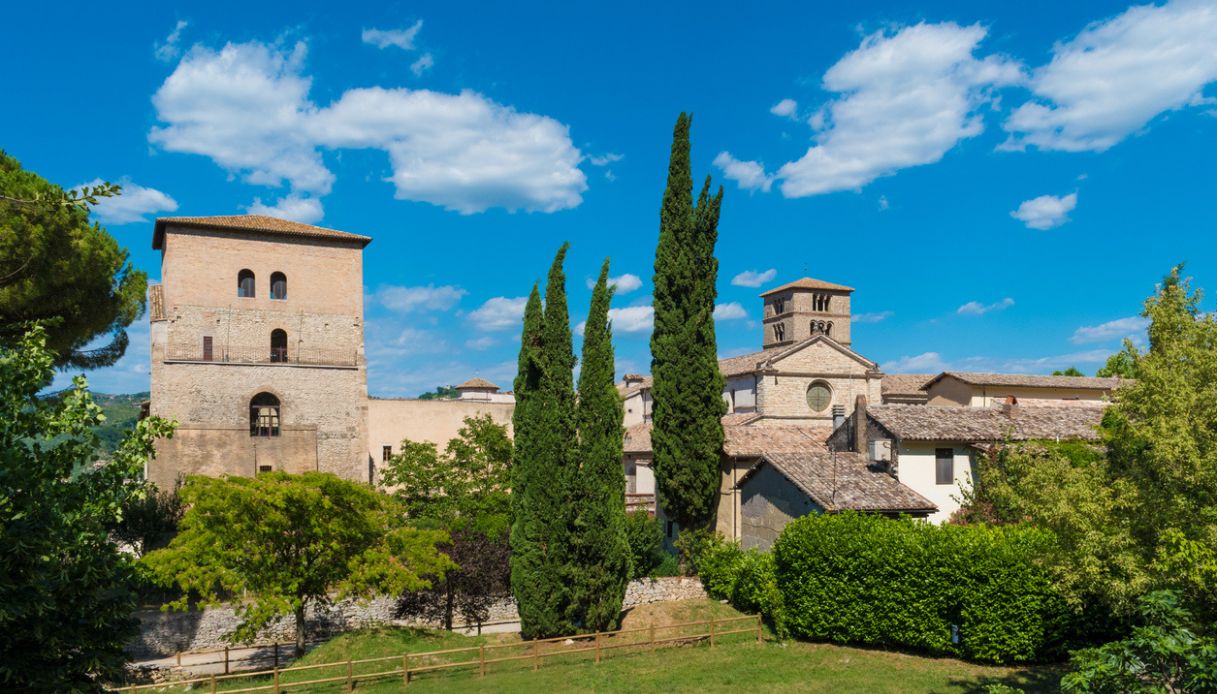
[166,342,358,367]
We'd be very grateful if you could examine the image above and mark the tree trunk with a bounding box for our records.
[444,584,455,631]
[294,604,306,656]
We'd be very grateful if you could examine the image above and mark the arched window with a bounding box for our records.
[270,272,287,300]
[270,329,288,363]
[250,392,280,437]
[238,269,256,298]
[825,321,833,337]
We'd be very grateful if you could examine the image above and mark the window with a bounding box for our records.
[250,392,280,437]
[773,322,786,342]
[382,445,393,462]
[936,448,954,485]
[806,382,832,412]
[238,269,255,298]
[773,299,785,316]
[202,336,213,361]
[665,520,674,539]
[270,272,287,300]
[258,465,273,474]
[826,321,833,337]
[812,293,831,311]
[270,329,288,363]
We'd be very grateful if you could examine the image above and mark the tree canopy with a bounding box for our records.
[0,150,146,368]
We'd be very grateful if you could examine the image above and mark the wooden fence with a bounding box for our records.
[120,614,762,692]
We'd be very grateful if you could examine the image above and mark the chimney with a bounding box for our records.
[832,405,846,431]
[622,373,645,387]
[852,394,868,454]
[1001,394,1018,414]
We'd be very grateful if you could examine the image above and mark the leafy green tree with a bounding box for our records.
[417,385,459,400]
[1061,590,1217,693]
[568,260,631,631]
[650,113,726,533]
[142,472,454,654]
[0,327,174,690]
[623,511,665,580]
[1053,367,1086,376]
[112,480,185,558]
[396,530,511,633]
[0,151,146,368]
[1096,346,1138,379]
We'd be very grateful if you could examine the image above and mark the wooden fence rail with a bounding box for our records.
[119,614,763,692]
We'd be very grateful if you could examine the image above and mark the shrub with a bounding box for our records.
[653,553,680,577]
[695,536,787,637]
[772,513,1075,663]
[674,526,719,575]
[696,535,744,600]
[623,511,665,580]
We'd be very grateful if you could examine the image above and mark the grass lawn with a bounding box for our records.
[170,600,1063,693]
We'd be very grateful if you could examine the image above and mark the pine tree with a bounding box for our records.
[569,260,631,631]
[650,113,726,532]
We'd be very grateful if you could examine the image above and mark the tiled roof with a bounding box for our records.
[154,215,372,249]
[742,451,937,514]
[721,413,761,426]
[866,404,1106,442]
[760,277,855,297]
[457,377,500,390]
[719,350,770,377]
[623,422,652,454]
[881,374,933,398]
[624,422,828,456]
[925,371,1125,391]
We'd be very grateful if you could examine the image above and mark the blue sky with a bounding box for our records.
[5,0,1217,396]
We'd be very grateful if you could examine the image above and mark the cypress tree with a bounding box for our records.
[569,260,631,631]
[650,113,726,532]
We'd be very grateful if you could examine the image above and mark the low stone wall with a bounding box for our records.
[130,577,706,658]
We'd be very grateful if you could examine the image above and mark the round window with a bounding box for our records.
[806,382,832,412]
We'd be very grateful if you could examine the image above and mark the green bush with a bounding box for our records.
[623,511,665,580]
[696,535,744,600]
[695,536,786,637]
[653,553,680,577]
[772,513,1074,663]
[674,526,718,575]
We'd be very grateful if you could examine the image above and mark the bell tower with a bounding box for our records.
[760,277,854,349]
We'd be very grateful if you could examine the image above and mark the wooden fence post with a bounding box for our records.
[273,641,279,669]
[479,644,486,678]
[402,653,409,686]
[175,650,181,668]
[756,614,763,642]
[532,641,540,671]
[710,617,716,648]
[273,668,280,694]
[223,646,229,674]
[210,674,217,694]
[595,632,602,664]
[346,658,353,691]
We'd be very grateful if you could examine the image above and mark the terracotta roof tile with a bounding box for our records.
[740,451,936,513]
[867,404,1106,442]
[456,377,500,391]
[881,374,934,397]
[926,371,1126,391]
[154,215,372,249]
[760,277,855,297]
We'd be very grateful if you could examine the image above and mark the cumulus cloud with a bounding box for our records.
[150,39,587,216]
[246,194,324,223]
[606,306,654,334]
[1011,192,1078,230]
[465,336,496,351]
[587,153,623,167]
[154,20,188,62]
[770,98,798,118]
[996,349,1112,373]
[731,268,777,288]
[586,273,642,294]
[713,302,748,321]
[712,152,774,193]
[957,297,1014,316]
[370,284,466,313]
[362,22,423,51]
[721,22,1022,198]
[80,179,178,225]
[411,53,434,77]
[468,296,529,331]
[1071,316,1150,344]
[882,351,949,373]
[1004,0,1217,152]
[854,311,894,324]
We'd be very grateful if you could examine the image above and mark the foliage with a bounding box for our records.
[623,511,665,580]
[112,480,184,558]
[1061,590,1217,693]
[652,553,681,577]
[381,414,512,535]
[416,385,459,400]
[142,472,455,653]
[1095,347,1138,379]
[0,327,174,690]
[396,529,511,633]
[674,525,719,575]
[650,113,726,532]
[565,260,631,631]
[0,150,146,368]
[772,513,1076,663]
[1052,367,1085,376]
[695,536,786,637]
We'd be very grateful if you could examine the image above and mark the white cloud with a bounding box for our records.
[587,153,623,167]
[713,302,748,321]
[246,193,323,223]
[878,195,890,211]
[882,351,949,373]
[1011,192,1078,230]
[1004,0,1217,152]
[1071,316,1150,344]
[713,152,774,193]
[731,268,777,288]
[465,336,496,351]
[154,20,188,62]
[362,22,423,51]
[586,273,641,294]
[150,39,587,216]
[370,284,466,313]
[770,98,798,118]
[369,359,516,398]
[468,296,529,331]
[411,52,434,77]
[605,305,654,334]
[724,22,1022,197]
[80,178,178,225]
[854,310,894,324]
[996,349,1112,373]
[957,297,1014,316]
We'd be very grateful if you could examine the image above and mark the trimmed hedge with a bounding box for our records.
[772,513,1074,663]
[698,538,787,637]
[623,511,665,580]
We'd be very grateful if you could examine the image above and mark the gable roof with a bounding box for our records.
[154,215,372,249]
[456,377,500,391]
[624,421,827,456]
[923,371,1125,391]
[738,451,937,514]
[764,334,877,371]
[866,404,1106,443]
[881,374,933,399]
[760,277,855,297]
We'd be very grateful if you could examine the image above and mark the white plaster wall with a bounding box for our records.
[895,443,975,523]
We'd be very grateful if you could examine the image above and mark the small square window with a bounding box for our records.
[935,448,954,485]
[258,465,273,474]
[382,445,392,462]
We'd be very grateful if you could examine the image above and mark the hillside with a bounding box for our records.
[43,391,148,454]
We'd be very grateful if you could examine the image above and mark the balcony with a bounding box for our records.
[165,342,358,367]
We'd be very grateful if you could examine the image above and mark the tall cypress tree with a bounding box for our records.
[569,260,631,631]
[650,113,726,532]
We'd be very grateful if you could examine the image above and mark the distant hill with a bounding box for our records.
[42,390,148,454]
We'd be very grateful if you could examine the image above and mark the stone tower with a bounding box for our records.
[760,277,854,349]
[147,215,372,488]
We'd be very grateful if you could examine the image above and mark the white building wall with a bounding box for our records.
[894,443,975,523]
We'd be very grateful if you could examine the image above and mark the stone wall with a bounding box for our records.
[129,578,707,658]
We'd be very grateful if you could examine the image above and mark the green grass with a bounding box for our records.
[163,600,1062,693]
